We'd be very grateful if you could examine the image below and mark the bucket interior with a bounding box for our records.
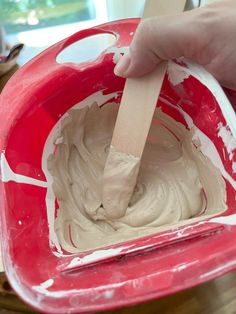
[2,60,235,258]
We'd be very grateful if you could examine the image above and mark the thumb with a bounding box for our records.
[114,9,209,78]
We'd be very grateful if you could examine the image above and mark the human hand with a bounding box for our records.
[114,0,236,90]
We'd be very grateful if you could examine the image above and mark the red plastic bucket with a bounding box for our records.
[0,19,236,313]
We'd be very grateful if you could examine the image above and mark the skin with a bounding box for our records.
[114,0,236,91]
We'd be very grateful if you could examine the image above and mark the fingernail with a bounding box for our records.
[114,52,131,77]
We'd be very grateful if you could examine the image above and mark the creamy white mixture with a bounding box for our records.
[47,102,227,253]
[102,146,141,219]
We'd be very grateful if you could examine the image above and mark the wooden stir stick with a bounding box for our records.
[111,0,186,157]
[102,0,186,217]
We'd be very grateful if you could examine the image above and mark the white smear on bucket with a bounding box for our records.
[32,281,122,300]
[106,46,129,64]
[218,123,236,160]
[73,90,119,110]
[103,290,114,299]
[66,247,128,269]
[168,59,236,140]
[160,97,236,190]
[0,153,48,188]
[233,162,236,173]
[32,279,54,294]
[167,62,190,86]
[210,214,236,225]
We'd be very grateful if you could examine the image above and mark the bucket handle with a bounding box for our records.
[29,19,139,68]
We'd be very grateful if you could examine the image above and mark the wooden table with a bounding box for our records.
[0,269,236,314]
[0,65,18,93]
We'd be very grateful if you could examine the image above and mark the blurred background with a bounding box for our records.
[0,0,201,65]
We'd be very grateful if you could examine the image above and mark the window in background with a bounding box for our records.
[1,0,96,34]
[1,0,107,64]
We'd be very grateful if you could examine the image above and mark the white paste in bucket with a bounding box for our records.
[47,102,227,253]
